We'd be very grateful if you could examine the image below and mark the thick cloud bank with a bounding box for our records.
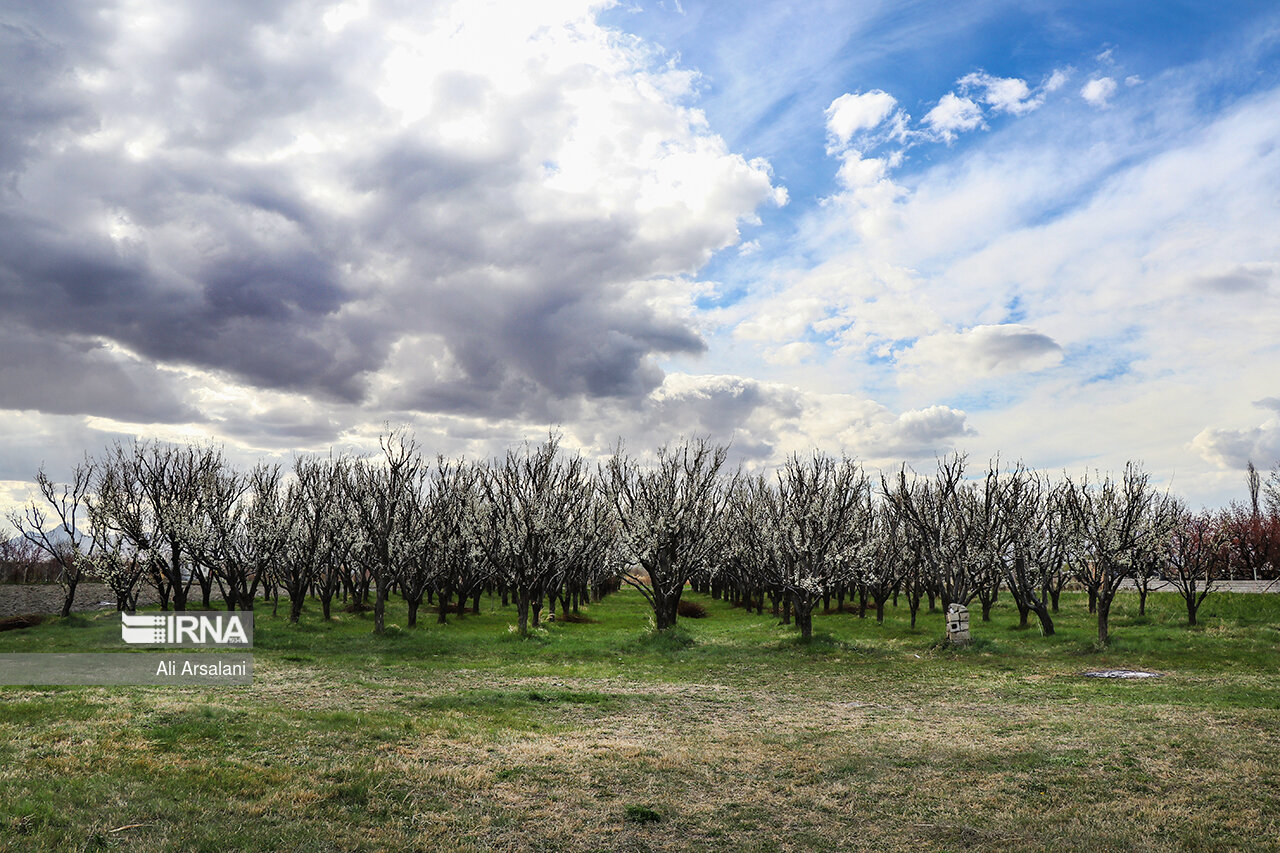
[0,0,780,424]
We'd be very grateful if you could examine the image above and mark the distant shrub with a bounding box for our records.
[558,611,596,624]
[0,613,46,632]
[676,600,708,619]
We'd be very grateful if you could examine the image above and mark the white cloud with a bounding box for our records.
[834,151,889,189]
[763,342,815,365]
[788,397,975,464]
[923,93,984,140]
[1043,68,1071,92]
[824,90,899,147]
[958,72,1040,115]
[1192,418,1280,470]
[734,296,830,343]
[1081,76,1118,106]
[591,374,975,469]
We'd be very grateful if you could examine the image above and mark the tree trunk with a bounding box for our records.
[653,586,681,630]
[1031,602,1054,636]
[1096,600,1110,645]
[517,594,530,635]
[795,604,813,640]
[373,580,387,634]
[1016,595,1030,629]
[407,598,420,627]
[60,577,78,618]
[172,577,188,611]
[875,598,885,623]
[437,586,451,624]
[1138,586,1148,616]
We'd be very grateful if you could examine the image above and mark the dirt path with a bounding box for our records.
[1116,579,1277,593]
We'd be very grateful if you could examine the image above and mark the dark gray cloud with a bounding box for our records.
[0,0,778,426]
[1193,264,1275,294]
[899,323,1063,381]
[1254,397,1280,412]
[868,404,974,457]
[0,322,196,422]
[645,375,802,440]
[967,326,1061,372]
[213,402,347,446]
[0,10,102,180]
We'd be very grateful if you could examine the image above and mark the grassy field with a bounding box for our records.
[2,588,1279,852]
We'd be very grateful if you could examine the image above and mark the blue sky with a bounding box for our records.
[607,0,1280,280]
[1,0,1278,511]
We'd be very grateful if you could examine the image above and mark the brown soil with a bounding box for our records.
[0,582,160,621]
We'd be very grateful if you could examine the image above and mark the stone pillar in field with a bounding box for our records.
[946,603,970,646]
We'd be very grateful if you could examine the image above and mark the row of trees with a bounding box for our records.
[7,433,1279,644]
[0,535,58,584]
[705,453,1259,643]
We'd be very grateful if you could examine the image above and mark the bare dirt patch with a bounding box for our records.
[0,583,160,621]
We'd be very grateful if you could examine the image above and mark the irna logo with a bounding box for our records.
[121,612,254,648]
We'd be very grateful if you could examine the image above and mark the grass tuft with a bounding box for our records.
[624,805,662,824]
[636,625,695,651]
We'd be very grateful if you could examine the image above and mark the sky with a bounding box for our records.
[1,0,1279,514]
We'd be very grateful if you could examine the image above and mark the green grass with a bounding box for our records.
[2,588,1279,851]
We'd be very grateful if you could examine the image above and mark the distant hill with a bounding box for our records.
[6,528,74,550]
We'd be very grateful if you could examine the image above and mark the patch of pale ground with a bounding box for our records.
[4,663,1278,851]
[206,669,1280,850]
